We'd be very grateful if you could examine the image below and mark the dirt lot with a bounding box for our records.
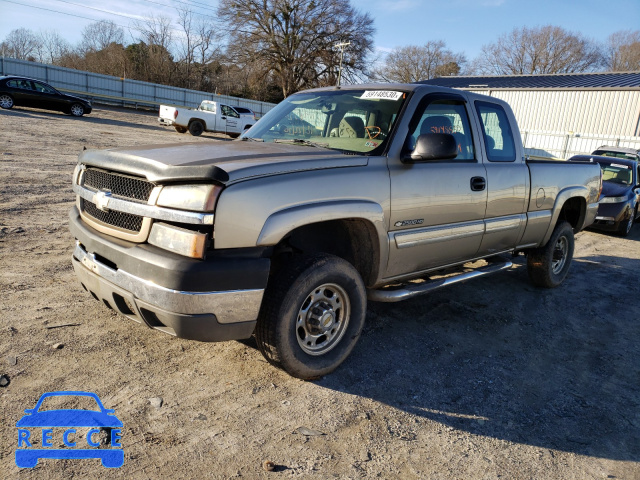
[1,105,639,479]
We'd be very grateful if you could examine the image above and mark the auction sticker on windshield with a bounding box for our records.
[15,391,123,469]
[360,91,403,100]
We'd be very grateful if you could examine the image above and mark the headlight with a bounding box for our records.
[599,196,628,204]
[156,184,222,211]
[148,222,207,259]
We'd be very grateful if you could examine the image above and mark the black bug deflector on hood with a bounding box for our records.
[78,141,368,185]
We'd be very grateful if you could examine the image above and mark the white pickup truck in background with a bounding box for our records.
[158,100,257,137]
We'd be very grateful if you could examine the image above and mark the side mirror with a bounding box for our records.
[408,133,458,162]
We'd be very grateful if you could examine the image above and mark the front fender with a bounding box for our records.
[257,200,389,281]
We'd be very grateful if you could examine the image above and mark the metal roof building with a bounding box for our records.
[420,73,640,138]
[420,73,640,158]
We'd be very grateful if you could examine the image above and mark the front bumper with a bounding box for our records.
[69,207,269,342]
[590,202,631,232]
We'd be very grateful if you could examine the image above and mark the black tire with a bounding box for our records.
[69,103,85,117]
[617,203,636,237]
[229,133,240,139]
[174,125,187,134]
[188,120,204,136]
[256,254,367,380]
[0,94,14,109]
[527,221,574,288]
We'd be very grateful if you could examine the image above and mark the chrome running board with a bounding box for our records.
[367,261,513,303]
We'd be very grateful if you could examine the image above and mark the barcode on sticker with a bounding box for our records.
[360,91,403,100]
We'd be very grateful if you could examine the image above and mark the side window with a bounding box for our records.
[407,100,475,160]
[32,82,55,94]
[221,105,239,118]
[475,101,516,162]
[9,80,33,90]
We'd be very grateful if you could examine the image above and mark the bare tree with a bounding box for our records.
[37,30,71,64]
[376,41,466,83]
[133,15,175,83]
[80,21,125,53]
[176,7,201,88]
[605,30,640,72]
[217,0,375,99]
[1,28,42,60]
[192,18,222,91]
[475,25,602,75]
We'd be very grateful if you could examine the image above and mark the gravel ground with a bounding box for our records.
[1,105,639,479]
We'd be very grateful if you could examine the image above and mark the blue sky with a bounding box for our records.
[1,0,639,63]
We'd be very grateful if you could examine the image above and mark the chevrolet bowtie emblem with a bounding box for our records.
[93,190,112,212]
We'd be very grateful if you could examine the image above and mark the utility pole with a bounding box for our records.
[335,42,351,87]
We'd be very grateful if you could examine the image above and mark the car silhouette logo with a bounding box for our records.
[15,390,123,468]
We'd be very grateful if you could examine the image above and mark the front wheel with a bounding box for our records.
[527,221,575,288]
[0,94,14,109]
[69,103,85,117]
[256,254,367,380]
[617,203,636,237]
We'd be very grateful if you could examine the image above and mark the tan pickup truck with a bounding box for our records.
[69,83,602,379]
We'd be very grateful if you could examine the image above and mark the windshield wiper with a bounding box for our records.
[273,138,329,149]
[241,136,263,142]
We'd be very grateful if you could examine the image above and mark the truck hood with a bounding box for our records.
[78,141,368,184]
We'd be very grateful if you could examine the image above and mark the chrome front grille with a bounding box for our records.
[80,168,155,238]
[83,168,154,202]
[80,199,144,233]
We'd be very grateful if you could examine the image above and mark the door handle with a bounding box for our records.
[221,116,226,119]
[470,176,486,191]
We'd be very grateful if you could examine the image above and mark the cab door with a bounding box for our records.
[220,105,241,134]
[473,100,529,256]
[386,94,488,278]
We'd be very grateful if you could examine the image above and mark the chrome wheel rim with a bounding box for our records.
[296,283,350,356]
[625,210,634,234]
[552,235,568,274]
[0,95,13,108]
[71,104,84,116]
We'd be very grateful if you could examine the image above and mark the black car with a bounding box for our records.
[570,154,640,236]
[0,75,92,116]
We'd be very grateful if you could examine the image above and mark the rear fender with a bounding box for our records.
[541,186,589,245]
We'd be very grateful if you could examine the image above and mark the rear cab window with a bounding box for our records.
[475,101,516,162]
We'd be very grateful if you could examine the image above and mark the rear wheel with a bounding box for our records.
[174,125,187,133]
[0,94,14,109]
[256,254,367,380]
[527,221,574,288]
[188,120,204,136]
[69,103,85,117]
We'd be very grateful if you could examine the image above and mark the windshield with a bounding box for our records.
[593,149,638,160]
[242,89,408,154]
[598,161,633,186]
